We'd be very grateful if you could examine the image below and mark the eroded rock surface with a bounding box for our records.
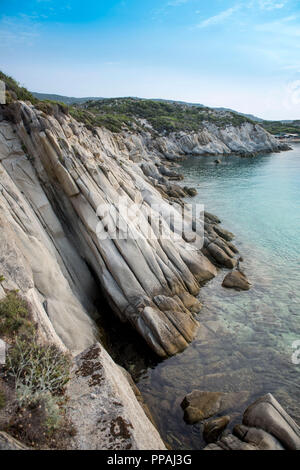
[153,122,286,160]
[67,344,166,450]
[204,394,300,450]
[0,101,221,357]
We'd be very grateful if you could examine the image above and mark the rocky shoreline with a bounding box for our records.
[0,98,297,450]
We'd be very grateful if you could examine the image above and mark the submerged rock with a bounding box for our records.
[222,270,251,291]
[181,390,249,424]
[204,394,300,451]
[234,424,285,450]
[204,433,257,450]
[243,394,300,450]
[184,186,198,197]
[203,416,230,444]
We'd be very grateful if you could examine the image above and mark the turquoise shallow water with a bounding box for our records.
[134,145,300,450]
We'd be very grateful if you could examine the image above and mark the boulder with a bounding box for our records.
[204,394,300,451]
[203,416,230,443]
[205,433,257,450]
[207,243,237,269]
[214,225,235,242]
[233,424,284,450]
[243,394,300,450]
[184,187,198,197]
[204,211,221,225]
[159,165,183,180]
[222,270,251,291]
[181,390,249,424]
[165,183,187,198]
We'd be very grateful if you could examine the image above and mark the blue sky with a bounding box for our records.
[1,0,300,119]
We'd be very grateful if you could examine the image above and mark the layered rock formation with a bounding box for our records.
[0,100,219,358]
[149,122,288,160]
[0,97,282,357]
[0,98,291,450]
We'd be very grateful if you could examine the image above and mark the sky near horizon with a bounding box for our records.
[1,0,300,120]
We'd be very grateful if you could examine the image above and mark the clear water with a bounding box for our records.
[134,145,300,450]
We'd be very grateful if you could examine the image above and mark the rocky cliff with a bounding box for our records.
[145,121,287,159]
[0,95,290,450]
[0,97,288,355]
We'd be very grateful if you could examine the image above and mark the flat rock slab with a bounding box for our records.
[67,343,166,450]
[222,270,251,291]
[181,390,249,424]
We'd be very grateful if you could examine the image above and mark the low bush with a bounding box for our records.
[6,339,71,405]
[5,391,75,447]
[0,288,73,448]
[0,291,34,339]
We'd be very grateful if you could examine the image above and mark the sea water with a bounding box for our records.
[135,145,300,449]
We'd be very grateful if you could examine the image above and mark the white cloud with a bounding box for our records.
[259,0,287,10]
[197,5,240,29]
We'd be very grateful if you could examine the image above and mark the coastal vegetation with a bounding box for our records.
[0,71,253,134]
[73,97,253,134]
[0,291,34,338]
[260,120,300,135]
[0,290,72,448]
[2,71,299,137]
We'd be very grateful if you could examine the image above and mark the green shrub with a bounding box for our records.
[5,392,69,446]
[261,120,300,135]
[35,99,69,116]
[6,339,71,405]
[43,392,64,433]
[70,97,254,134]
[0,291,34,338]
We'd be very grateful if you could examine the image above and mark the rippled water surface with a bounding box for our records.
[131,146,300,449]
